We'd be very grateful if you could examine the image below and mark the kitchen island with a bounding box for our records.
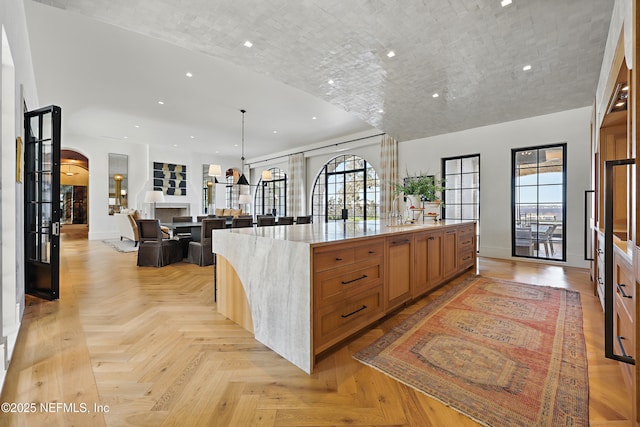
[212,220,476,373]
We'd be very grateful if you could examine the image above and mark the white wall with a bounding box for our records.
[0,0,40,392]
[249,108,591,268]
[63,133,238,239]
[399,107,592,268]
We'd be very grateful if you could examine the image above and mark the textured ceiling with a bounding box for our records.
[28,0,613,156]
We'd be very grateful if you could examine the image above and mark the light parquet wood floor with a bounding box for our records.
[0,230,633,426]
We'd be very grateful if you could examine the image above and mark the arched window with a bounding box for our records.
[254,167,287,216]
[311,155,380,223]
[225,168,240,209]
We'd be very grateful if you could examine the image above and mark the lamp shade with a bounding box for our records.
[238,194,252,205]
[144,190,165,203]
[261,170,273,181]
[208,164,222,176]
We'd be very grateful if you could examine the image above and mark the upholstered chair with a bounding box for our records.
[136,219,182,267]
[187,218,226,266]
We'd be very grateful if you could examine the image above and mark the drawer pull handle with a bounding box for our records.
[462,240,472,245]
[335,257,343,261]
[368,250,376,254]
[393,239,410,245]
[462,256,472,261]
[617,336,633,359]
[617,283,633,299]
[428,236,435,241]
[342,274,368,285]
[446,230,456,234]
[341,305,367,318]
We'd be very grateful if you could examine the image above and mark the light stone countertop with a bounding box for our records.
[211,219,474,246]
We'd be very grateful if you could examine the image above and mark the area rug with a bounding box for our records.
[353,275,588,426]
[102,239,138,253]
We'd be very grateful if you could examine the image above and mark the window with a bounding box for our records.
[254,167,287,216]
[512,144,566,261]
[311,155,380,223]
[225,168,240,209]
[442,154,480,222]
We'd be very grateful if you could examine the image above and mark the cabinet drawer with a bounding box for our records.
[614,253,635,320]
[458,249,475,268]
[615,296,635,359]
[354,240,384,262]
[458,234,474,250]
[458,225,475,238]
[314,247,355,272]
[315,261,383,305]
[314,286,384,352]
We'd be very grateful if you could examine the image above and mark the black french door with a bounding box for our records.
[24,105,61,300]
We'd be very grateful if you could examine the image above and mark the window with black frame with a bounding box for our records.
[512,144,566,261]
[311,155,380,223]
[254,167,287,216]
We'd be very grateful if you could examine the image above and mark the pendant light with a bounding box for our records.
[237,109,250,186]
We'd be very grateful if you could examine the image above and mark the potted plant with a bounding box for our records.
[395,173,445,203]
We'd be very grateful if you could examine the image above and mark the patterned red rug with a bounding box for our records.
[354,275,588,426]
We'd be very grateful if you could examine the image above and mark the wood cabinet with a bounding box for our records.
[385,234,413,311]
[312,222,476,355]
[613,249,635,390]
[414,230,443,297]
[313,238,385,353]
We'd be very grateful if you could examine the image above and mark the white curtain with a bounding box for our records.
[287,153,306,217]
[380,134,398,219]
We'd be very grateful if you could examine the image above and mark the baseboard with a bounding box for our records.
[0,323,19,396]
[88,231,119,241]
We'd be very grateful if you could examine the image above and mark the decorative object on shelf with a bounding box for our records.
[237,109,250,186]
[153,162,187,195]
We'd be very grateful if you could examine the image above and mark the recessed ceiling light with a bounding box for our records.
[432,93,439,98]
[523,65,532,71]
[378,109,384,113]
[123,136,128,139]
[186,72,193,77]
[501,0,512,6]
[273,130,278,134]
[134,125,140,128]
[173,144,178,147]
[616,101,626,107]
[312,116,317,120]
[328,79,334,85]
[234,144,239,147]
[244,40,253,48]
[622,85,629,91]
[387,50,395,58]
[190,135,195,139]
[158,101,164,105]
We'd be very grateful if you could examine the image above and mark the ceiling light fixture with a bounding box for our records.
[64,164,78,176]
[523,65,532,71]
[387,50,395,58]
[186,72,193,77]
[244,40,253,48]
[273,130,278,134]
[312,116,317,120]
[237,109,250,186]
[622,85,629,91]
[328,79,334,85]
[134,125,140,128]
[501,0,512,6]
[158,101,164,105]
[432,93,439,98]
[378,109,384,113]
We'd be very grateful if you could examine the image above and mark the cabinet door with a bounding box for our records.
[386,236,412,310]
[414,230,443,298]
[443,228,458,278]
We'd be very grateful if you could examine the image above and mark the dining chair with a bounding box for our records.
[136,219,182,267]
[232,217,253,228]
[296,215,312,224]
[196,215,208,222]
[257,216,276,227]
[172,215,194,237]
[277,216,294,225]
[187,218,226,266]
[538,224,557,257]
[514,226,534,256]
